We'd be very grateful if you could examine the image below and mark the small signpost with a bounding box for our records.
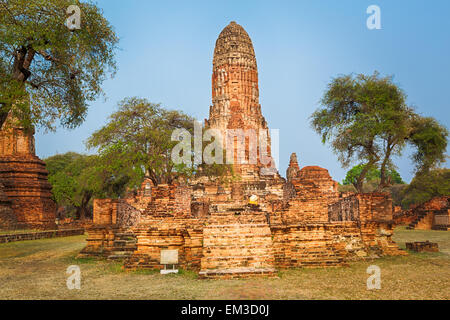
[160,249,179,274]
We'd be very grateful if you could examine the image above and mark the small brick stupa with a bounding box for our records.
[0,116,56,229]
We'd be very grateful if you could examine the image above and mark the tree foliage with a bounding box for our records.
[311,72,448,192]
[408,116,449,173]
[86,97,196,186]
[45,152,129,219]
[0,0,118,130]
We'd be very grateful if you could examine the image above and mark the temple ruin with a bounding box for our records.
[80,22,407,278]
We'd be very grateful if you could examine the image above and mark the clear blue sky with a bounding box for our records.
[36,0,450,183]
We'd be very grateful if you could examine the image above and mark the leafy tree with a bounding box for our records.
[45,152,129,219]
[401,169,450,208]
[408,116,449,173]
[86,97,196,186]
[311,72,448,192]
[342,164,405,190]
[0,0,118,130]
[390,183,408,207]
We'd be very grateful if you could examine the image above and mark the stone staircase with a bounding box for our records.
[199,207,277,279]
[107,231,137,260]
[407,211,428,230]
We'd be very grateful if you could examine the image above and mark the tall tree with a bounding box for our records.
[311,72,448,192]
[0,0,118,130]
[86,97,196,186]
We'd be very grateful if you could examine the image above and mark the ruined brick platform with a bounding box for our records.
[199,209,277,278]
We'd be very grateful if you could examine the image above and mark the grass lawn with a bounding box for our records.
[0,227,448,300]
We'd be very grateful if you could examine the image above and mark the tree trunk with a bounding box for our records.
[78,192,92,220]
[147,166,159,186]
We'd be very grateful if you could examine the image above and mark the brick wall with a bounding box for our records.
[124,218,204,270]
[281,166,339,223]
[0,186,16,230]
[271,224,345,268]
[328,193,393,223]
[93,199,118,225]
[93,198,144,228]
[0,229,84,243]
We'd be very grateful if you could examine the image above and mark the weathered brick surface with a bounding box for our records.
[0,228,84,243]
[0,184,16,230]
[82,181,153,256]
[402,196,450,230]
[0,123,56,229]
[393,209,417,226]
[206,21,278,179]
[124,218,204,270]
[329,196,359,222]
[93,197,146,228]
[199,209,276,278]
[93,199,118,225]
[281,162,339,224]
[271,224,345,268]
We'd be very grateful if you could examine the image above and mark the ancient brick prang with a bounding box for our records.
[0,123,56,229]
[206,21,277,179]
[209,21,263,132]
[79,21,407,278]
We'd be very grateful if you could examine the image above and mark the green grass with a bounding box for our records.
[0,229,448,300]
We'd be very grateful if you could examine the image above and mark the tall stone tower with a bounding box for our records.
[0,117,56,229]
[206,21,276,179]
